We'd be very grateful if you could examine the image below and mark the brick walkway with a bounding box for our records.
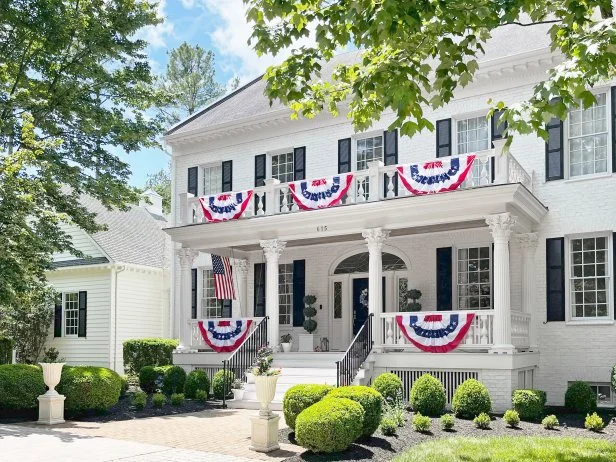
[4,409,301,462]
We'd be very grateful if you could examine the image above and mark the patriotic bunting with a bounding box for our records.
[396,312,475,353]
[397,154,476,195]
[288,174,354,210]
[198,190,253,223]
[198,319,253,353]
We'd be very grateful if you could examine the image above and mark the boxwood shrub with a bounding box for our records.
[0,364,45,410]
[451,378,492,419]
[185,369,210,399]
[122,338,178,375]
[139,365,172,393]
[212,370,235,399]
[565,381,597,414]
[162,366,186,394]
[295,398,364,453]
[372,372,404,403]
[0,337,14,365]
[282,384,334,429]
[327,385,383,436]
[409,373,446,416]
[58,366,122,413]
[512,389,546,421]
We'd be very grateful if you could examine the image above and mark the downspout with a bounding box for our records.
[113,265,126,372]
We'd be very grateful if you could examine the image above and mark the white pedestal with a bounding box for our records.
[298,334,314,352]
[37,393,66,425]
[250,414,280,453]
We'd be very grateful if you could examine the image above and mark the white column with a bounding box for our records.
[516,233,538,350]
[176,248,198,351]
[260,239,286,349]
[233,259,249,318]
[362,228,390,343]
[486,213,516,354]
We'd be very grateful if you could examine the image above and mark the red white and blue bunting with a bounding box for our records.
[198,319,253,353]
[395,313,475,353]
[288,174,354,210]
[198,190,253,223]
[396,154,476,195]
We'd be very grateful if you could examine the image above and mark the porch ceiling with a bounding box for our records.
[166,183,547,252]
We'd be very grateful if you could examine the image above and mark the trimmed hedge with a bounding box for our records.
[327,386,383,436]
[212,370,235,399]
[185,370,210,399]
[162,366,186,394]
[451,378,492,419]
[0,364,45,410]
[295,398,364,453]
[58,366,122,413]
[0,337,14,365]
[512,389,546,421]
[373,372,404,403]
[283,384,334,429]
[123,338,178,375]
[565,381,597,414]
[139,365,172,393]
[409,374,446,416]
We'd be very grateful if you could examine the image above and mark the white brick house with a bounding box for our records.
[164,24,616,411]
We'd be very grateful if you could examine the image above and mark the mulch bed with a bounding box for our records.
[279,409,616,462]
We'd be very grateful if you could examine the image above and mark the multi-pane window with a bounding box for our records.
[569,236,609,318]
[202,165,222,195]
[568,382,613,407]
[279,264,293,325]
[398,277,408,311]
[356,136,383,197]
[457,116,489,154]
[457,246,491,310]
[64,292,79,336]
[568,93,608,177]
[201,269,223,318]
[272,152,294,208]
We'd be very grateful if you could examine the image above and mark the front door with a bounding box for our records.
[352,278,370,335]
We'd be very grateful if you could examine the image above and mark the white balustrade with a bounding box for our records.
[188,318,262,350]
[507,154,533,191]
[510,311,531,349]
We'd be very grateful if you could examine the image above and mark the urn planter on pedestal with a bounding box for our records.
[37,363,66,425]
[255,375,278,417]
[251,375,280,453]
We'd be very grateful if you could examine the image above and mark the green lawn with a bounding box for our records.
[392,436,616,462]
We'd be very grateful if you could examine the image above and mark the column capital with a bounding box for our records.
[362,228,390,251]
[176,248,198,268]
[486,213,516,243]
[232,258,249,275]
[260,239,286,260]
[515,232,539,250]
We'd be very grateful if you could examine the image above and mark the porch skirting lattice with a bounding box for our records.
[390,369,479,405]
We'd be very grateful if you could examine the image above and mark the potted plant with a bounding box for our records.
[38,347,66,425]
[231,379,245,400]
[299,295,317,352]
[252,346,281,417]
[404,289,422,312]
[280,333,293,353]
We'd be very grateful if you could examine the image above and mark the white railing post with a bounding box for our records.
[492,139,509,184]
[367,161,384,202]
[263,178,280,215]
[178,192,193,225]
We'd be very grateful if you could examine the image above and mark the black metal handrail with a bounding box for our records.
[222,316,268,408]
[336,313,373,387]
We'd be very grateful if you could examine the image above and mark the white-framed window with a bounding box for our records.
[279,263,293,325]
[202,164,222,195]
[398,277,408,311]
[355,135,383,197]
[63,292,79,337]
[567,92,609,178]
[568,381,614,407]
[333,280,343,319]
[456,246,492,310]
[568,234,611,319]
[457,115,490,155]
[517,369,534,389]
[271,152,294,184]
[201,269,223,318]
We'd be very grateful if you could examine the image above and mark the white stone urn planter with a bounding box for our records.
[298,333,314,352]
[37,363,66,425]
[232,388,245,400]
[281,342,292,353]
[255,375,279,417]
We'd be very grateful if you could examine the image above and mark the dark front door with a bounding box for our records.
[352,278,369,335]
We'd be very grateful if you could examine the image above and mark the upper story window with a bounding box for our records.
[202,269,223,318]
[568,93,608,178]
[457,246,492,310]
[271,152,294,184]
[202,164,222,195]
[457,116,489,154]
[63,292,79,336]
[356,136,383,170]
[279,263,293,325]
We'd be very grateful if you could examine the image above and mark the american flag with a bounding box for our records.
[212,255,235,300]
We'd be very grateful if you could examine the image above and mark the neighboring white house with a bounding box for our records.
[163,23,616,411]
[45,190,171,373]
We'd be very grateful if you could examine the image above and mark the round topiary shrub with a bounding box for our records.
[565,381,597,414]
[372,372,404,403]
[512,389,546,421]
[451,378,492,419]
[0,364,45,410]
[58,366,122,413]
[283,384,334,429]
[185,370,210,399]
[327,385,383,436]
[139,366,157,393]
[295,398,364,453]
[409,373,446,416]
[212,370,235,399]
[162,366,186,394]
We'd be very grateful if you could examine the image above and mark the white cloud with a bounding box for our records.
[138,0,174,49]
[180,0,196,8]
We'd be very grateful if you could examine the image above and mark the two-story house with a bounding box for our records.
[164,23,616,411]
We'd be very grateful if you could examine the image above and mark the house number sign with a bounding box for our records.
[317,225,328,232]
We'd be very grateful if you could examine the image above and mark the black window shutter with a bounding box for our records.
[78,291,87,337]
[436,119,452,158]
[54,295,62,338]
[292,260,306,327]
[383,129,398,196]
[338,138,352,173]
[222,300,232,318]
[221,160,233,192]
[611,87,616,173]
[294,146,306,181]
[546,237,565,321]
[545,99,564,181]
[436,247,453,311]
[191,268,197,319]
[254,263,266,317]
[491,109,507,144]
[255,154,266,212]
[187,166,198,196]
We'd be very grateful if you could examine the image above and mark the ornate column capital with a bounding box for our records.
[260,239,286,261]
[486,213,516,243]
[362,228,390,251]
[232,258,249,275]
[176,248,198,269]
[515,232,538,250]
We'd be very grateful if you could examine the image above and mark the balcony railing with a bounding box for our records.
[179,148,532,226]
[189,318,263,350]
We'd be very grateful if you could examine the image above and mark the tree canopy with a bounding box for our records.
[246,0,616,146]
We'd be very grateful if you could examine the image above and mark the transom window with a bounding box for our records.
[568,93,608,177]
[334,252,407,274]
[457,246,491,310]
[279,263,293,325]
[63,292,79,336]
[457,116,489,154]
[569,236,610,318]
[201,269,223,318]
[202,164,222,195]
